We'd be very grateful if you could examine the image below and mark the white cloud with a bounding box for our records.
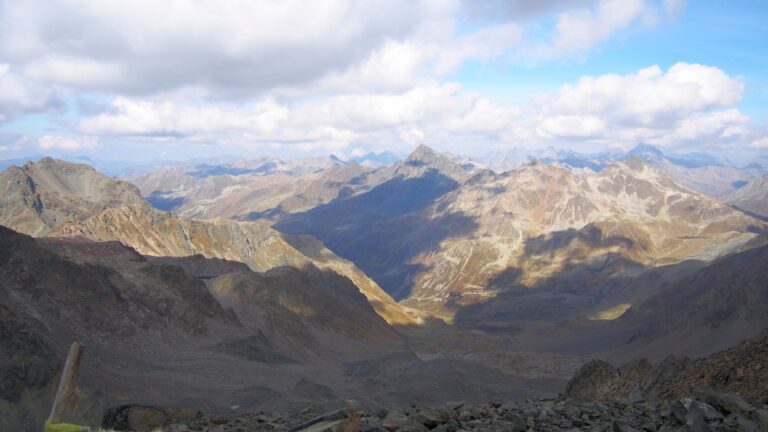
[433,23,523,74]
[537,115,607,139]
[0,64,59,120]
[0,0,459,98]
[524,0,644,60]
[0,0,674,100]
[663,0,687,18]
[24,56,126,88]
[38,135,99,151]
[525,0,684,61]
[73,61,761,156]
[462,0,598,21]
[671,109,749,141]
[534,62,746,146]
[2,0,757,160]
[77,82,522,154]
[0,135,30,153]
[752,137,768,149]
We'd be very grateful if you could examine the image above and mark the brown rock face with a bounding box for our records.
[564,360,621,401]
[565,331,768,403]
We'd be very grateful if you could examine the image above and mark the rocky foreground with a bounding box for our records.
[104,332,768,432]
[107,391,768,432]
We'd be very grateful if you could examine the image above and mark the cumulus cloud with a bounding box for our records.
[77,83,522,153]
[525,0,684,61]
[0,0,674,100]
[71,61,759,156]
[3,0,757,160]
[753,138,768,149]
[0,134,31,153]
[462,0,597,21]
[0,64,60,120]
[534,63,747,148]
[38,135,99,151]
[0,0,459,98]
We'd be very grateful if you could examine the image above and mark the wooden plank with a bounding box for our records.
[288,408,347,432]
[294,419,344,432]
[47,342,84,424]
[290,408,361,432]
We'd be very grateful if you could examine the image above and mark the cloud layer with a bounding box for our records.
[1,0,765,161]
[73,63,753,155]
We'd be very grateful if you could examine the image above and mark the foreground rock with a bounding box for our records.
[565,331,768,403]
[105,332,768,431]
[107,393,767,431]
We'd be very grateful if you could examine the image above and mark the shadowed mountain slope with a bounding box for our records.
[503,242,768,362]
[0,159,416,325]
[277,154,766,315]
[0,225,405,431]
[275,147,473,300]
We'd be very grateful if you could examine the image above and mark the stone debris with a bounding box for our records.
[103,391,767,432]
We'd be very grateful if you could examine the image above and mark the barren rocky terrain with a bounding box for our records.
[1,153,766,432]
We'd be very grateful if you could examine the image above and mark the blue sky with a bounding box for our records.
[456,1,768,117]
[0,0,767,164]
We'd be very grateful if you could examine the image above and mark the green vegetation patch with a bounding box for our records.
[44,421,91,432]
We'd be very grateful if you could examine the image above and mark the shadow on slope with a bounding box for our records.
[275,172,478,299]
[146,190,187,211]
[452,240,768,363]
[449,224,648,329]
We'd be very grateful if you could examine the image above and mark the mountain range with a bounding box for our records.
[1,147,768,430]
[276,147,765,318]
[477,144,766,197]
[725,172,768,218]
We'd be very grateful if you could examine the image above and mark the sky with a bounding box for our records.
[0,0,767,164]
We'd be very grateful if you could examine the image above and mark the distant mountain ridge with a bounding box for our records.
[276,146,766,319]
[0,157,147,236]
[726,172,768,218]
[0,158,417,326]
[477,144,766,197]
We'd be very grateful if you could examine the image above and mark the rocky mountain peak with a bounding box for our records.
[0,158,147,236]
[406,144,444,163]
[626,143,664,159]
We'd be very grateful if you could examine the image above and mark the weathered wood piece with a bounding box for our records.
[288,408,349,432]
[47,342,84,424]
